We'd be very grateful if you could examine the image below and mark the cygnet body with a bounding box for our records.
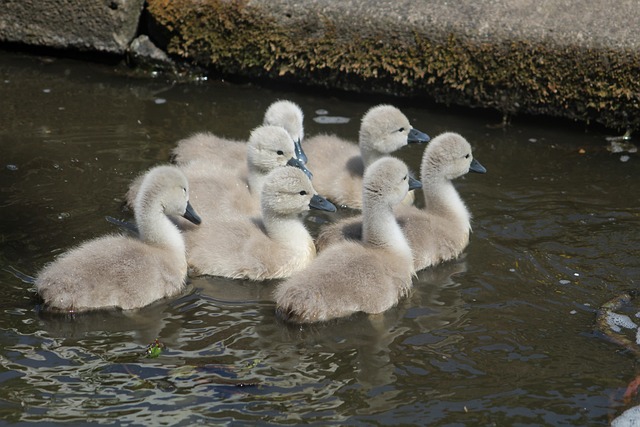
[171,99,306,168]
[186,166,335,281]
[302,104,429,209]
[274,157,420,323]
[316,132,486,271]
[36,165,202,312]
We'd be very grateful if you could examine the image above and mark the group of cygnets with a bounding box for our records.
[35,100,485,324]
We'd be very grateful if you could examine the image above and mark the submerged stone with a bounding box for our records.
[127,35,173,70]
[606,312,638,333]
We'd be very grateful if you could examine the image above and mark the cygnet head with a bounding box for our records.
[247,125,298,173]
[358,104,430,167]
[263,100,306,164]
[261,167,335,217]
[421,132,486,181]
[134,165,202,231]
[363,157,423,209]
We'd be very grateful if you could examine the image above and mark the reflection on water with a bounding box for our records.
[1,50,640,425]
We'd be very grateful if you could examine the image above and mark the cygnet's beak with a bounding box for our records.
[183,201,202,225]
[310,194,337,212]
[407,128,430,144]
[408,176,423,190]
[294,138,308,165]
[469,158,487,174]
[286,157,313,179]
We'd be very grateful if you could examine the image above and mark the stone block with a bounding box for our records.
[0,0,145,54]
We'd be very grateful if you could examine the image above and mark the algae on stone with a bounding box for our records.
[147,0,640,131]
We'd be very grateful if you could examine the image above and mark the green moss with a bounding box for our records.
[147,0,639,131]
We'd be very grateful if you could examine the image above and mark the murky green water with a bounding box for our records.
[1,50,639,425]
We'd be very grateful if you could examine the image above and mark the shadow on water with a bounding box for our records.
[1,50,640,425]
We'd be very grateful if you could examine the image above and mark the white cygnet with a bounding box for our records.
[274,157,421,323]
[171,99,306,168]
[36,165,202,312]
[185,166,335,281]
[302,104,429,209]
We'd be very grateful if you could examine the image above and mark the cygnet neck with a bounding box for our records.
[247,164,269,195]
[360,145,384,169]
[136,196,186,254]
[262,208,313,250]
[421,173,470,229]
[362,193,411,259]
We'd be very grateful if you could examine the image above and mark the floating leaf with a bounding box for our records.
[145,338,166,358]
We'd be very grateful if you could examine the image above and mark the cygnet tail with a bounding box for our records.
[105,216,139,236]
[274,285,328,324]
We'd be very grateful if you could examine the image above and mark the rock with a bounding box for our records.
[0,0,145,54]
[127,35,173,69]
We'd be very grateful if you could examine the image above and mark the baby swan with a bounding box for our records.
[263,99,307,164]
[183,125,312,220]
[303,104,429,209]
[36,165,202,312]
[125,125,309,218]
[316,132,486,271]
[274,157,421,324]
[171,99,307,167]
[186,166,335,281]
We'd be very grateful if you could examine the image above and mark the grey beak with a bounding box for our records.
[183,201,202,225]
[469,158,487,174]
[407,128,430,144]
[287,157,313,180]
[408,176,422,190]
[310,194,336,212]
[294,138,308,165]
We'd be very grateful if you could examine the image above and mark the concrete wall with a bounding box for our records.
[1,0,638,131]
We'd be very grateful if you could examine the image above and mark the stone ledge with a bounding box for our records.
[0,0,638,131]
[146,0,640,131]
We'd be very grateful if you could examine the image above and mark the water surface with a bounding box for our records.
[1,51,639,425]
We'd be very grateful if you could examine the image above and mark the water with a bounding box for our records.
[1,50,639,425]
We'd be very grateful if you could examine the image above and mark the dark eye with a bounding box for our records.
[464,154,470,159]
[403,175,407,181]
[277,150,284,155]
[299,190,307,195]
[398,127,405,132]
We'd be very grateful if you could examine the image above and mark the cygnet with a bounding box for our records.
[36,165,201,312]
[302,104,429,209]
[274,157,421,323]
[186,166,335,281]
